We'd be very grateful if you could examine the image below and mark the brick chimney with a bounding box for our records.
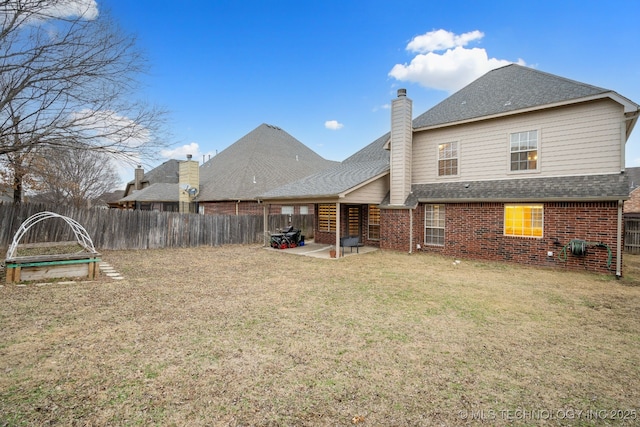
[134,165,144,190]
[179,154,200,212]
[389,88,412,205]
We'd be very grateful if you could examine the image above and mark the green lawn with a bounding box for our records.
[1,245,639,426]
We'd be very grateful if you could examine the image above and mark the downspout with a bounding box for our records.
[617,199,623,278]
[409,208,413,254]
[236,200,240,216]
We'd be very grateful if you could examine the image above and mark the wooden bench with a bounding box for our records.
[5,241,101,284]
[340,236,364,256]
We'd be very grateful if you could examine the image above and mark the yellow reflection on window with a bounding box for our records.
[504,204,543,237]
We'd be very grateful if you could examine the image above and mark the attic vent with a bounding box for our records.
[504,100,512,106]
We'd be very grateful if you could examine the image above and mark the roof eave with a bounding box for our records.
[416,196,629,203]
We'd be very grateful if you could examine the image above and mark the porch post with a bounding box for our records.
[335,202,341,257]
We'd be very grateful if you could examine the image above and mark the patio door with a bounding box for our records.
[347,206,361,239]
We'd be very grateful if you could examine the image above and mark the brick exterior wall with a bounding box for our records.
[378,202,622,275]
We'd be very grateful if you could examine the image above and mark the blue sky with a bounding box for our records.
[97,0,640,181]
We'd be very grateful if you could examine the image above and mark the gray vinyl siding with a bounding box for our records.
[342,175,389,204]
[412,99,623,184]
[390,95,413,205]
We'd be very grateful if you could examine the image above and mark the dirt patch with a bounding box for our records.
[1,245,639,425]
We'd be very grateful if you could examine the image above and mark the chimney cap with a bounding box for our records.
[186,154,192,160]
[397,88,407,97]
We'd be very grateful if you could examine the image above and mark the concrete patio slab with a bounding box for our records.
[265,240,378,259]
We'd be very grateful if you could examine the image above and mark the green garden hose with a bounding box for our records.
[558,239,612,268]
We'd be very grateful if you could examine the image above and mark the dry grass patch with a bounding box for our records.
[1,246,639,426]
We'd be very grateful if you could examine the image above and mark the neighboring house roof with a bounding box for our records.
[260,133,390,199]
[626,167,640,191]
[412,63,637,130]
[198,123,338,201]
[119,183,179,203]
[122,159,180,197]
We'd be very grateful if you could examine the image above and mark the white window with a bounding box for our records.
[504,204,543,238]
[281,206,294,215]
[438,142,458,176]
[510,130,538,171]
[425,204,445,246]
[368,205,380,240]
[299,206,308,215]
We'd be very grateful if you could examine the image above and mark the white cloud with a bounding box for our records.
[160,142,200,160]
[9,0,99,23]
[406,29,484,53]
[46,0,98,20]
[390,29,525,93]
[324,120,344,130]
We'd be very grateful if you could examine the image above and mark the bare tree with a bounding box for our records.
[0,0,168,201]
[28,146,120,208]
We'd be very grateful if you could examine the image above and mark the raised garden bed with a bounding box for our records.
[4,212,100,284]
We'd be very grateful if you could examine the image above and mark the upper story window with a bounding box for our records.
[438,142,458,176]
[510,130,538,171]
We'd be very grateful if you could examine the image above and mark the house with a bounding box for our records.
[260,64,639,276]
[116,124,338,215]
[196,123,337,215]
[117,159,183,211]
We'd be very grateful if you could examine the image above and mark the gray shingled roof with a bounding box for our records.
[407,174,629,204]
[625,167,640,191]
[261,160,389,199]
[413,64,612,129]
[119,183,179,202]
[126,159,180,187]
[198,124,338,201]
[261,133,390,199]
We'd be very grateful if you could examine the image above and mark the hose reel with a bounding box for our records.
[569,239,587,256]
[558,239,612,269]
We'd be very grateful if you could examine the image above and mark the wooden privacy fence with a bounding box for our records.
[625,216,640,254]
[0,203,314,251]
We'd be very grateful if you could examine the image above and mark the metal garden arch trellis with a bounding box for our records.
[4,212,100,283]
[6,211,97,260]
